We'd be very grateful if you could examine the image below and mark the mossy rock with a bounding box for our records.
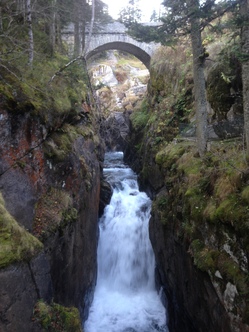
[213,194,249,227]
[153,191,170,225]
[33,188,78,241]
[0,193,43,269]
[241,186,249,204]
[155,143,185,169]
[206,46,242,121]
[190,239,249,296]
[177,151,203,176]
[206,63,233,120]
[43,124,81,162]
[130,99,150,131]
[184,187,208,222]
[0,67,35,114]
[214,175,235,201]
[217,253,248,295]
[34,300,82,332]
[190,239,219,273]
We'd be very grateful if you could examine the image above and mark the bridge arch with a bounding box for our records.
[86,42,151,68]
[62,22,158,68]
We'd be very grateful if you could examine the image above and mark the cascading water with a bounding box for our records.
[84,152,168,332]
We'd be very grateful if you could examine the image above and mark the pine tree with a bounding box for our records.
[26,0,33,65]
[187,0,208,156]
[150,10,159,22]
[240,0,249,159]
[118,0,142,26]
[128,0,238,156]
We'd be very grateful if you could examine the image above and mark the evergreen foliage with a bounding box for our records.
[118,0,142,26]
[127,0,249,157]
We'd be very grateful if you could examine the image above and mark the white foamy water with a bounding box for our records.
[84,152,168,332]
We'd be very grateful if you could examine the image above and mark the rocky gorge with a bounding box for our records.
[0,41,249,332]
[123,43,249,332]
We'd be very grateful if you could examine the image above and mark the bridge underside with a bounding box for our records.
[86,42,151,69]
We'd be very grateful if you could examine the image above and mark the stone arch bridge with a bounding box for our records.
[62,22,159,68]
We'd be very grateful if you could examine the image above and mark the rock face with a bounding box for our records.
[124,108,249,331]
[150,209,232,332]
[102,111,131,151]
[122,40,249,332]
[0,102,104,329]
[99,179,112,217]
[125,134,249,332]
[0,253,52,332]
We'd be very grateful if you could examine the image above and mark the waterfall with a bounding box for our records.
[84,152,168,332]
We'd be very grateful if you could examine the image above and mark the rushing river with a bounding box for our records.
[84,152,168,332]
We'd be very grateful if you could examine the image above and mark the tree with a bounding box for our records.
[0,5,3,31]
[240,0,249,159]
[73,0,83,56]
[84,0,95,54]
[187,0,208,156]
[71,0,112,56]
[150,9,159,22]
[26,0,34,65]
[118,0,142,26]
[95,0,111,23]
[128,0,237,156]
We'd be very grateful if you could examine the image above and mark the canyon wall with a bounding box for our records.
[0,88,104,330]
[124,43,249,332]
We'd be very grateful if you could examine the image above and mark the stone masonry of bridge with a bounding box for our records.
[62,21,159,68]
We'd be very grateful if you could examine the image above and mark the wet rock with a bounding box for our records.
[102,111,131,151]
[30,252,53,301]
[0,168,36,231]
[0,255,51,332]
[99,179,112,217]
[0,103,104,329]
[150,212,232,332]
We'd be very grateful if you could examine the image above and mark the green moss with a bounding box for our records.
[157,195,168,210]
[130,100,150,130]
[182,221,196,239]
[213,195,249,228]
[241,186,249,204]
[150,71,166,93]
[0,52,89,129]
[217,253,248,295]
[177,152,203,176]
[207,43,242,121]
[0,193,43,269]
[203,200,217,222]
[43,124,80,162]
[62,208,78,224]
[151,191,170,225]
[184,187,208,222]
[207,64,232,120]
[34,300,82,332]
[190,240,219,273]
[155,144,185,169]
[190,238,249,294]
